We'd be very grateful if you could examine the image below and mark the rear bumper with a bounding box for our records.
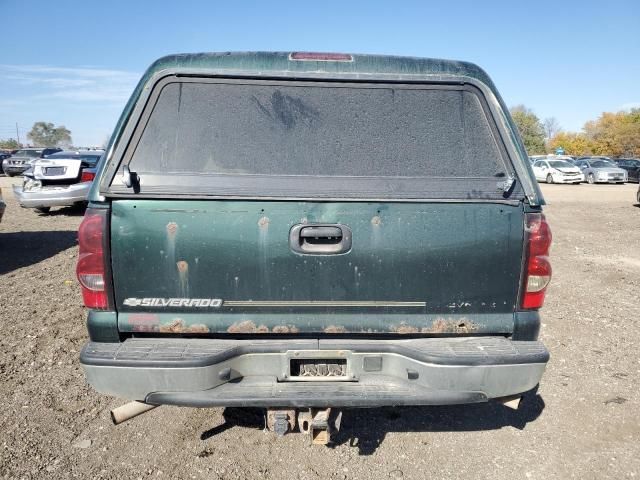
[13,182,90,208]
[81,337,549,407]
[557,176,583,183]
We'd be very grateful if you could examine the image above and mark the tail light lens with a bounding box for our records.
[76,209,108,309]
[80,170,95,182]
[521,213,552,309]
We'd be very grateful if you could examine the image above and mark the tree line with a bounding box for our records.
[510,105,640,157]
[0,122,72,150]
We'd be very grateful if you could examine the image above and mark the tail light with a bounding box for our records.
[76,209,108,309]
[521,213,552,309]
[80,170,95,182]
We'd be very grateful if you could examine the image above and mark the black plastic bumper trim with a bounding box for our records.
[145,376,489,408]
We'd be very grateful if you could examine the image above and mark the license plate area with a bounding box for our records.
[282,350,353,382]
[45,166,66,176]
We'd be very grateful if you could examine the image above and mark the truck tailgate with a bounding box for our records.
[112,200,524,335]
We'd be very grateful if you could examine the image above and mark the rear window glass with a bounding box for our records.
[129,81,506,178]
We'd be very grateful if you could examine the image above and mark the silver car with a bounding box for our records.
[574,158,628,184]
[13,150,104,213]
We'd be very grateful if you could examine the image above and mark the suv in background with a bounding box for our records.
[2,148,62,176]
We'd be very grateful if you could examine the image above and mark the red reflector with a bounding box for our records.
[521,213,552,310]
[290,52,353,62]
[76,209,108,309]
[522,289,547,310]
[80,170,95,182]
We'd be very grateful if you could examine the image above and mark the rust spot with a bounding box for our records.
[258,216,270,228]
[227,320,256,333]
[187,324,210,334]
[176,260,188,273]
[371,215,382,226]
[176,260,189,297]
[159,318,186,333]
[127,313,159,325]
[166,222,178,236]
[159,319,210,333]
[324,325,347,334]
[421,318,478,334]
[273,325,300,334]
[393,324,419,334]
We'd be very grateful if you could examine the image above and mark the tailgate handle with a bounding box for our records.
[290,224,352,255]
[300,226,342,239]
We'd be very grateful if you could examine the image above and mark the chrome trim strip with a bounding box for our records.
[222,300,426,307]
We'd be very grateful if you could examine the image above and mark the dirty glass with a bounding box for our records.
[130,81,506,178]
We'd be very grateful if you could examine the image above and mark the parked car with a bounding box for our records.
[574,158,628,184]
[2,148,62,176]
[77,52,552,442]
[614,158,640,183]
[0,187,5,222]
[550,155,577,163]
[13,150,103,213]
[532,158,583,184]
[0,151,12,162]
[529,154,547,164]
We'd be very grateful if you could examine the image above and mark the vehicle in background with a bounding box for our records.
[77,52,552,440]
[13,150,103,214]
[614,158,640,183]
[0,188,5,222]
[529,154,547,164]
[0,151,12,163]
[532,158,583,184]
[2,148,62,176]
[574,158,627,184]
[550,155,576,163]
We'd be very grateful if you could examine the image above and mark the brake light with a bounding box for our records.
[80,170,95,182]
[290,52,353,62]
[76,209,108,309]
[521,213,552,309]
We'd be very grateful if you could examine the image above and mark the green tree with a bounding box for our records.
[26,122,72,148]
[510,105,546,154]
[584,109,640,157]
[0,138,21,150]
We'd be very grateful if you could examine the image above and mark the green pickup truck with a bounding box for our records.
[77,52,552,442]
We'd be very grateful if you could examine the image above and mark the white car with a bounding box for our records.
[532,159,584,184]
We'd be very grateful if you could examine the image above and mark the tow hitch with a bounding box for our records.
[266,408,343,445]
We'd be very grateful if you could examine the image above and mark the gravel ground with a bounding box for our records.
[1,175,639,480]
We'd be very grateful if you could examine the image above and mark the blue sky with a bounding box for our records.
[1,0,638,146]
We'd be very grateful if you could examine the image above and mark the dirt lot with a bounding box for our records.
[1,176,639,480]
